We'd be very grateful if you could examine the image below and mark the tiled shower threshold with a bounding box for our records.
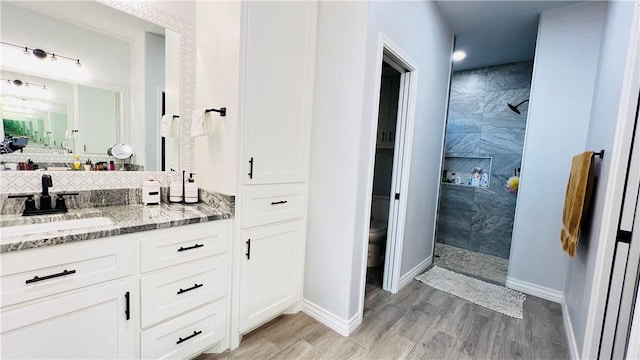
[433,242,509,285]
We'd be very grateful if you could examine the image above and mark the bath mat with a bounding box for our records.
[415,266,526,319]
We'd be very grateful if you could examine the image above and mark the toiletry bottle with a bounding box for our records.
[481,171,489,187]
[450,172,456,183]
[468,176,472,185]
[455,175,461,184]
[169,170,183,203]
[73,155,81,170]
[109,161,115,171]
[184,173,198,204]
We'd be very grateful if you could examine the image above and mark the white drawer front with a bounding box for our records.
[140,221,230,273]
[141,299,226,360]
[242,183,305,228]
[141,256,228,328]
[1,238,134,307]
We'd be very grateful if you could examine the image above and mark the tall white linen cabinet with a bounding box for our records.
[231,0,317,348]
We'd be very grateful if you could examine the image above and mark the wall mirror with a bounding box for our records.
[0,1,182,171]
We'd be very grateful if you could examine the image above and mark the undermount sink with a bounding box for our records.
[0,217,115,237]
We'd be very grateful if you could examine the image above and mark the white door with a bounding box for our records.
[238,221,302,332]
[242,1,316,185]
[1,279,136,359]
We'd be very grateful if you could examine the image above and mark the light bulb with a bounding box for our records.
[452,50,466,61]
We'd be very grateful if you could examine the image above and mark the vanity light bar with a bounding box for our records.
[1,41,82,67]
[1,78,47,91]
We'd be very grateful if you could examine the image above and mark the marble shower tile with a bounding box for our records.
[439,185,475,212]
[486,63,533,91]
[446,113,482,134]
[470,214,515,259]
[479,130,525,155]
[448,93,484,114]
[473,190,517,218]
[483,88,531,114]
[481,112,527,132]
[445,133,481,154]
[490,154,523,176]
[451,72,487,95]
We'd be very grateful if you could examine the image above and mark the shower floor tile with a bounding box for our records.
[434,243,509,284]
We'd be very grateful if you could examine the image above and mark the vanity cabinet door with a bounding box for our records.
[238,221,303,332]
[1,279,136,359]
[242,1,317,185]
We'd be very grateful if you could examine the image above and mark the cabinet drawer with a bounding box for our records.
[242,184,305,228]
[140,221,230,273]
[141,299,226,360]
[1,238,134,307]
[141,256,228,328]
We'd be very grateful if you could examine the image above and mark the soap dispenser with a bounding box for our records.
[169,170,183,203]
[184,173,198,204]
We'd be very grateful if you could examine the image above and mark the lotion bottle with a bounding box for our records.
[184,173,198,204]
[169,170,183,203]
[73,155,81,170]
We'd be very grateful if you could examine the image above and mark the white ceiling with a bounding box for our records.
[435,1,579,71]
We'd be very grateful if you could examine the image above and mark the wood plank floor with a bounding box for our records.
[197,279,569,360]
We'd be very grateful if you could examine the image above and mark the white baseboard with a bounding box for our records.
[302,299,362,337]
[398,256,433,290]
[505,277,563,303]
[562,297,580,360]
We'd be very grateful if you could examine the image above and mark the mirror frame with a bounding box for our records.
[100,0,197,171]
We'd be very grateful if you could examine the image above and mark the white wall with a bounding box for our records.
[304,0,453,325]
[305,1,370,321]
[361,1,453,294]
[193,1,241,194]
[563,1,639,358]
[508,2,605,297]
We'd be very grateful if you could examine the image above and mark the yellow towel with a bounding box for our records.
[561,151,595,257]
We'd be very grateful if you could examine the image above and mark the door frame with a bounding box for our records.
[358,32,419,308]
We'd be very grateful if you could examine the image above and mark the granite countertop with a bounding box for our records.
[0,202,234,253]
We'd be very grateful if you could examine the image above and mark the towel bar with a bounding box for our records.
[205,107,226,117]
[593,149,605,159]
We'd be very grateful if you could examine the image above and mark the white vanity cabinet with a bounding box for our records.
[0,237,138,359]
[139,221,231,360]
[234,0,316,338]
[0,220,232,360]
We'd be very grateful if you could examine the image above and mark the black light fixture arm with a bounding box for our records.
[513,99,529,108]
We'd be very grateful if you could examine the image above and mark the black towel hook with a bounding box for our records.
[593,149,605,159]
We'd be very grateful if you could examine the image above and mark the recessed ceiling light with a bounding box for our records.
[452,50,466,61]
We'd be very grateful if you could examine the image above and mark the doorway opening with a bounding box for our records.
[364,44,417,300]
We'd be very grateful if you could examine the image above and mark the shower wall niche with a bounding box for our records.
[436,60,532,259]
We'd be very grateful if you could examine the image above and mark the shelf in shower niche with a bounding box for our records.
[441,182,490,188]
[442,156,492,187]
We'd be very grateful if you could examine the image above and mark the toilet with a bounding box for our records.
[368,220,387,267]
[368,196,389,267]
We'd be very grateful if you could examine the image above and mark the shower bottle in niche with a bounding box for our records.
[480,171,489,187]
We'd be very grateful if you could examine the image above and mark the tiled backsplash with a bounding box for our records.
[0,171,177,193]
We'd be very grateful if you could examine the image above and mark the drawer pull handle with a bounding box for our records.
[248,157,254,179]
[125,291,130,320]
[26,269,76,284]
[177,330,202,345]
[271,200,288,205]
[178,243,204,252]
[246,239,251,260]
[177,283,203,295]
